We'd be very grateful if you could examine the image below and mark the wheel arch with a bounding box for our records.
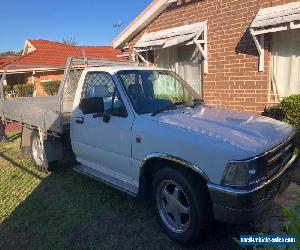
[137,153,210,201]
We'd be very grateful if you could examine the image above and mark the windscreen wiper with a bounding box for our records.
[151,101,186,116]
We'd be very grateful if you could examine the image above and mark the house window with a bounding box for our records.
[154,45,202,95]
[271,29,300,100]
[6,73,26,85]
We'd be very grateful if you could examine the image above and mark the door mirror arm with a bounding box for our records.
[92,110,111,123]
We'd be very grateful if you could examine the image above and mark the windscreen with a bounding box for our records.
[118,70,200,114]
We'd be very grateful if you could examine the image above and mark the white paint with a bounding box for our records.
[251,25,290,35]
[250,2,300,72]
[251,2,300,29]
[71,68,136,187]
[134,21,208,74]
[251,2,300,35]
[134,22,206,49]
[251,34,265,72]
[203,25,208,74]
[144,106,294,157]
[22,40,36,55]
[71,66,295,186]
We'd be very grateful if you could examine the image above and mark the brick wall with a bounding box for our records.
[26,70,64,96]
[127,0,297,113]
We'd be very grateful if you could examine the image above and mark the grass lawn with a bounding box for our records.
[0,133,166,250]
[0,133,299,250]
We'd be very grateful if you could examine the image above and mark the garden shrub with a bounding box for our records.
[262,95,300,145]
[41,81,61,96]
[283,207,300,248]
[262,105,285,121]
[233,206,300,249]
[3,85,11,97]
[262,94,300,133]
[13,84,34,97]
[280,94,300,133]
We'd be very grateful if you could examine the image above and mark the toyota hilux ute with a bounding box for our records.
[0,57,298,245]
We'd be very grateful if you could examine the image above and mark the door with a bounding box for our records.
[71,71,134,182]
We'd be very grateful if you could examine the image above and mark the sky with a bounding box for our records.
[0,0,152,52]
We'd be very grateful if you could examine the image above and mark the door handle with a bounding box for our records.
[75,117,84,124]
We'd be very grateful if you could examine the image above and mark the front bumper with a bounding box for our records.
[207,151,299,224]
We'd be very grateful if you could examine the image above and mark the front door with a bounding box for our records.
[71,71,135,186]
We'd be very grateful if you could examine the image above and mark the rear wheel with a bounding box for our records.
[151,167,211,246]
[30,132,49,172]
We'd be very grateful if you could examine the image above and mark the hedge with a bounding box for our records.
[13,84,34,97]
[280,94,300,132]
[262,94,300,133]
[41,81,61,96]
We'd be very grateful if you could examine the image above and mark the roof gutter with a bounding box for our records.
[112,0,176,49]
[0,66,65,74]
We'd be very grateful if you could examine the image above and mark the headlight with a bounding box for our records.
[222,160,260,188]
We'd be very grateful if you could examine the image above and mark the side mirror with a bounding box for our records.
[79,97,104,115]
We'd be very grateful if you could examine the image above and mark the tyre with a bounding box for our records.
[151,167,212,246]
[30,131,49,172]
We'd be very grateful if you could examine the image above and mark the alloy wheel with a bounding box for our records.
[156,180,191,233]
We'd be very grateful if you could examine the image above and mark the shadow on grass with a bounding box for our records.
[0,154,252,250]
[0,151,42,180]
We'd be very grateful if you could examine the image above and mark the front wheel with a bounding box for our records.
[151,167,211,246]
[30,131,49,172]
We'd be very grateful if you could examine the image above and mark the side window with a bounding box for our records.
[82,72,127,118]
[119,73,147,101]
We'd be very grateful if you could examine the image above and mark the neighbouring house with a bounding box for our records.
[0,39,122,96]
[113,0,300,113]
[0,56,20,67]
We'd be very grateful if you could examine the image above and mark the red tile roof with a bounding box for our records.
[0,56,21,67]
[1,39,123,70]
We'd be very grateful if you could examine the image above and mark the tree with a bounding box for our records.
[0,50,23,56]
[61,37,78,46]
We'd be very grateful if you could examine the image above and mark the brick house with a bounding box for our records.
[0,39,122,96]
[113,0,300,113]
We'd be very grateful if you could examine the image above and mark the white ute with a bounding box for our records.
[0,57,298,245]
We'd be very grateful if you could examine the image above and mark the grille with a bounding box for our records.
[265,137,295,178]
